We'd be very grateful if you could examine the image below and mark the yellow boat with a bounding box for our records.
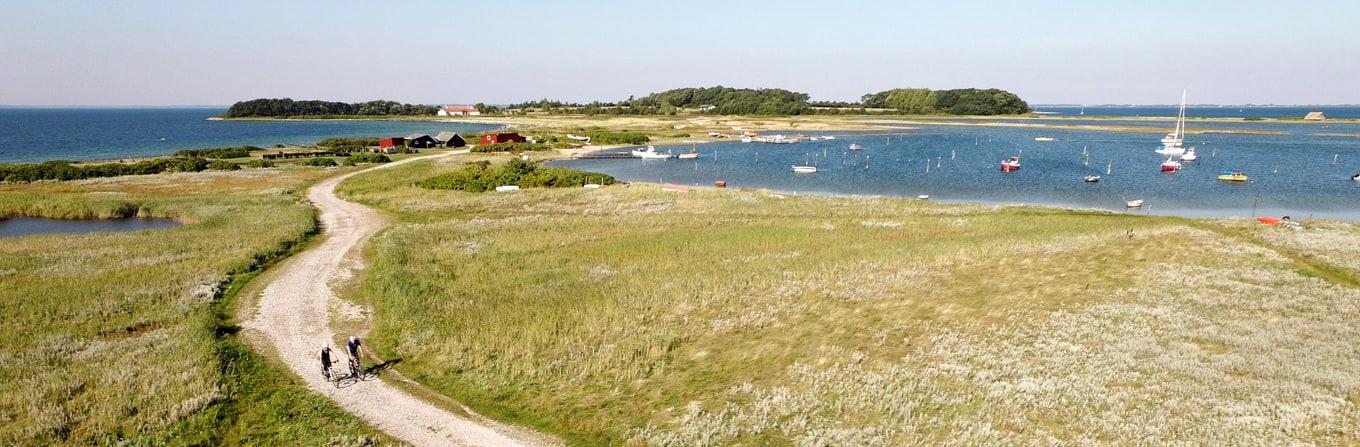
[1218,171,1248,182]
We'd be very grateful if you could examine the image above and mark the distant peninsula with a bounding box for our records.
[223,86,1031,118]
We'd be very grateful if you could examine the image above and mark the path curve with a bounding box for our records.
[247,152,555,447]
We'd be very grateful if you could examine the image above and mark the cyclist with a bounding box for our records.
[346,335,367,374]
[320,344,335,381]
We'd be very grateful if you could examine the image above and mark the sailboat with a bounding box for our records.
[677,145,700,159]
[1000,155,1022,172]
[1161,157,1182,172]
[792,154,817,173]
[1155,91,1189,156]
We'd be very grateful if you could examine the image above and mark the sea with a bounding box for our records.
[3,106,1359,220]
[554,109,1360,220]
[0,107,498,163]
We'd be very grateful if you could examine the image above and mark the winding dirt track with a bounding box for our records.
[246,152,554,447]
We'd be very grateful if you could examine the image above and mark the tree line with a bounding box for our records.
[859,88,1030,115]
[487,86,1028,116]
[224,99,439,117]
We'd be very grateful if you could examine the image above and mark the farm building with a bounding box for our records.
[405,134,439,149]
[437,105,481,116]
[1304,111,1326,121]
[378,137,405,150]
[435,131,467,148]
[480,132,528,144]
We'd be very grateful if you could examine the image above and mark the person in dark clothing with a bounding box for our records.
[320,344,335,380]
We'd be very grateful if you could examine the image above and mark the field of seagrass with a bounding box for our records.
[339,154,1360,446]
[0,168,393,446]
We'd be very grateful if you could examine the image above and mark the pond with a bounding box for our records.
[0,216,182,238]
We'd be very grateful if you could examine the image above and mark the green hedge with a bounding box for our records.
[318,137,379,147]
[416,159,614,192]
[0,157,210,183]
[206,160,241,171]
[174,146,262,159]
[587,131,650,145]
[345,153,391,165]
[301,158,339,167]
[470,142,550,153]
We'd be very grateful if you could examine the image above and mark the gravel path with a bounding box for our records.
[246,152,557,447]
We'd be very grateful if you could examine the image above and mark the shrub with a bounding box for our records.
[345,153,391,165]
[174,146,260,159]
[587,131,650,145]
[207,160,241,171]
[318,137,379,147]
[301,158,339,167]
[245,159,275,169]
[416,160,613,192]
[470,142,550,153]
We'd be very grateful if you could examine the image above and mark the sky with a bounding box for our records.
[1,0,1357,106]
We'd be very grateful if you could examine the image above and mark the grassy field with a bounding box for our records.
[337,154,1360,446]
[0,167,395,446]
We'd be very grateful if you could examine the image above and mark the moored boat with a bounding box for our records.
[849,143,863,150]
[1034,136,1055,142]
[1181,147,1198,161]
[632,146,674,159]
[1126,199,1144,208]
[1084,175,1101,182]
[1161,158,1182,172]
[792,165,818,173]
[1218,170,1248,182]
[1000,155,1021,172]
[677,145,700,159]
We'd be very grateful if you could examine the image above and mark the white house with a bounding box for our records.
[437,105,481,116]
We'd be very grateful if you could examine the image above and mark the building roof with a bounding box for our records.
[441,105,478,113]
[406,134,434,140]
[435,131,460,142]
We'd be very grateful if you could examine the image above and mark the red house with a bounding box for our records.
[480,132,527,145]
[378,137,405,150]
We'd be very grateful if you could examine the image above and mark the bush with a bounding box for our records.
[470,142,550,153]
[0,156,222,183]
[174,146,260,159]
[207,160,241,171]
[301,158,339,167]
[345,153,391,165]
[245,159,275,169]
[416,160,613,192]
[587,131,650,145]
[318,137,379,148]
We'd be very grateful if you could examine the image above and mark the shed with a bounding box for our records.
[378,137,405,150]
[405,134,439,149]
[1304,111,1326,121]
[435,131,467,148]
[437,105,481,116]
[480,132,528,145]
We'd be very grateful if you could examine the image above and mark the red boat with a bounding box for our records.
[1160,158,1182,172]
[1000,156,1021,172]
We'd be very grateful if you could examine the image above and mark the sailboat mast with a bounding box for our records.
[1176,90,1187,140]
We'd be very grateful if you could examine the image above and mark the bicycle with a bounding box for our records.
[348,356,365,381]
[322,361,342,387]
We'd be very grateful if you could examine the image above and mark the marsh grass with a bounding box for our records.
[0,169,393,445]
[339,156,1360,446]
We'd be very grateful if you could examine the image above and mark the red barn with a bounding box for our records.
[480,132,527,145]
[378,137,405,150]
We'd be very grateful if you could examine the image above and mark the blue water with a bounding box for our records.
[1032,105,1360,119]
[0,216,181,238]
[0,108,499,163]
[554,124,1360,220]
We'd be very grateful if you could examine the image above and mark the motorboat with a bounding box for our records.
[1126,199,1144,208]
[849,143,863,150]
[1353,172,1360,182]
[1034,136,1055,142]
[677,145,700,159]
[792,165,818,173]
[1218,170,1248,182]
[1180,147,1198,161]
[916,195,929,200]
[1161,158,1182,172]
[1000,155,1021,172]
[632,146,674,159]
[740,136,753,143]
[1084,175,1101,182]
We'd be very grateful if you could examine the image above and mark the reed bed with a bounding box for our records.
[339,156,1360,446]
[0,168,389,445]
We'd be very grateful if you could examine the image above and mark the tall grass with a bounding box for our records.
[339,156,1360,446]
[0,169,391,445]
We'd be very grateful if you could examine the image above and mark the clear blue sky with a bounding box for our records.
[2,0,1357,106]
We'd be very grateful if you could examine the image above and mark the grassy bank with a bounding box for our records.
[337,154,1360,446]
[0,168,393,445]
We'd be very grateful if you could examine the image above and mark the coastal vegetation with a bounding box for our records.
[586,130,651,145]
[337,154,1360,446]
[0,158,212,183]
[415,159,613,192]
[860,88,1031,115]
[470,142,550,153]
[344,152,391,165]
[174,146,264,159]
[224,98,437,118]
[0,170,390,445]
